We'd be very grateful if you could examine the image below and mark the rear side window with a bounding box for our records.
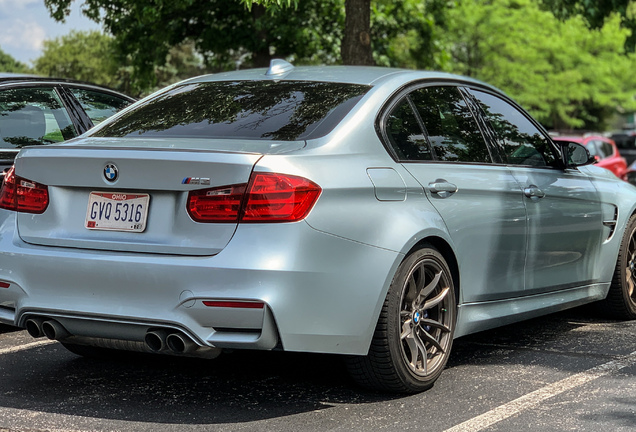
[385,98,432,161]
[0,87,77,148]
[93,81,370,141]
[410,87,491,163]
[70,88,132,125]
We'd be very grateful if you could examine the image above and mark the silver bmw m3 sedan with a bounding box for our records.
[1,61,636,393]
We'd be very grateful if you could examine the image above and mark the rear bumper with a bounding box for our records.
[0,212,401,355]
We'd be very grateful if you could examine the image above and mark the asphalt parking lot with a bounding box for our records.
[1,306,635,432]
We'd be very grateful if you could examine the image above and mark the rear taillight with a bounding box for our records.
[187,172,321,223]
[187,184,246,222]
[0,166,49,214]
[242,173,321,222]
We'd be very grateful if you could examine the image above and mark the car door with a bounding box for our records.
[0,85,79,178]
[466,88,603,294]
[381,84,527,303]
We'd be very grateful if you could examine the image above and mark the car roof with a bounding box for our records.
[0,73,80,84]
[553,136,585,142]
[183,65,500,90]
[0,73,135,100]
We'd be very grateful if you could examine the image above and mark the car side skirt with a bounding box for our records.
[454,282,609,338]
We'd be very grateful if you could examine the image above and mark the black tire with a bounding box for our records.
[601,214,636,319]
[347,245,456,393]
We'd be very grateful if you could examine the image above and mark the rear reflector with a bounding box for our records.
[0,282,9,289]
[203,301,265,309]
[0,166,49,214]
[187,172,321,223]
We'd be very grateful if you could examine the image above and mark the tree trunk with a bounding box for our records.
[341,0,374,65]
[251,4,271,67]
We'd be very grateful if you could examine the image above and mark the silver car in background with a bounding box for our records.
[1,61,636,393]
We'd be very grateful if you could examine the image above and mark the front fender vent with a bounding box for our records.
[602,205,619,243]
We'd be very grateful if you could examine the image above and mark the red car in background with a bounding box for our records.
[553,135,627,179]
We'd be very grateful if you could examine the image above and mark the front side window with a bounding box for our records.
[410,86,491,163]
[385,98,432,161]
[468,89,559,167]
[70,88,132,125]
[93,81,370,141]
[0,87,77,149]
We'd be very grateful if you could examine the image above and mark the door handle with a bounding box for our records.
[524,185,545,199]
[428,180,458,198]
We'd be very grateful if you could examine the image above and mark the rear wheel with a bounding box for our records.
[347,246,456,393]
[602,215,636,319]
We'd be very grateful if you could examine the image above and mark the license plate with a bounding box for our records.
[85,191,150,232]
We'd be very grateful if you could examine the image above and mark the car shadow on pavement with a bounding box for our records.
[448,305,633,369]
[1,344,401,424]
[1,306,633,426]
[0,324,20,334]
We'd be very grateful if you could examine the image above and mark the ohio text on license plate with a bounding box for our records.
[85,192,150,232]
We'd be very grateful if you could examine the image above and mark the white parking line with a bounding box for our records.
[444,350,636,432]
[0,340,56,355]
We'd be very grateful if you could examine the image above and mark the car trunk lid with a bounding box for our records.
[13,139,302,256]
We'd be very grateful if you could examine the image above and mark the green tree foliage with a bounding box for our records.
[443,0,636,131]
[34,30,121,88]
[45,0,345,90]
[371,0,449,69]
[33,30,208,96]
[42,1,636,131]
[540,0,636,49]
[44,0,449,89]
[0,47,30,73]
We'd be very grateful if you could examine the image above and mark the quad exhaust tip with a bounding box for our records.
[144,329,169,352]
[25,318,70,340]
[25,320,221,359]
[41,320,70,340]
[144,329,221,358]
[166,332,197,354]
[25,318,45,338]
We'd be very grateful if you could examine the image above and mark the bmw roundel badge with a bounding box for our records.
[104,163,118,182]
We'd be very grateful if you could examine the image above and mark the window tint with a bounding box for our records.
[385,98,432,161]
[597,140,614,158]
[410,86,491,163]
[93,81,370,141]
[584,141,600,157]
[70,88,132,125]
[468,89,558,167]
[0,87,77,149]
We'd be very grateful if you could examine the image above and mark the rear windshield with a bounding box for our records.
[93,81,370,141]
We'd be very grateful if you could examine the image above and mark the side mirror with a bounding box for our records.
[557,141,595,168]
